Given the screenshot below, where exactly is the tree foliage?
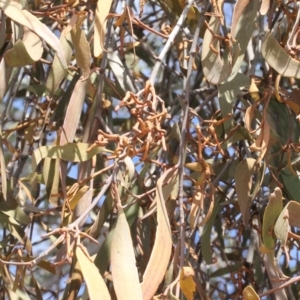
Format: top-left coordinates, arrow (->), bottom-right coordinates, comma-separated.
1,0 -> 300,299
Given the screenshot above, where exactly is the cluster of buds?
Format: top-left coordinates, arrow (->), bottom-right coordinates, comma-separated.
93,81 -> 171,161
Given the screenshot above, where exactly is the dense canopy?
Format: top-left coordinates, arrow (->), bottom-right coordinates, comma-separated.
1,0 -> 300,299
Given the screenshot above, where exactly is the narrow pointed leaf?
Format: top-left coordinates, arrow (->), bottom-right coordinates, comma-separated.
76,246 -> 111,300
141,169 -> 176,300
94,0 -> 113,57
59,79 -> 88,145
111,207 -> 143,300
70,14 -> 91,80
46,32 -> 73,95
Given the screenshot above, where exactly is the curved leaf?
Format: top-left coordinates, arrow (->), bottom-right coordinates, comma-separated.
111,207 -> 143,300
0,0 -> 67,69
45,32 -> 73,95
274,205 -> 289,248
262,187 -> 282,250
76,247 -> 111,300
179,267 -> 195,300
285,200 -> 300,227
230,0 -> 259,77
59,79 -> 88,145
262,32 -> 300,78
70,12 -> 91,80
242,286 -> 259,300
141,169 -> 175,300
235,158 -> 258,228
94,0 -> 113,57
201,17 -> 231,84
4,29 -> 43,67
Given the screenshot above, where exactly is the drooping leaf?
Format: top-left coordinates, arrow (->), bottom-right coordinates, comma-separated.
45,32 -> 73,95
249,119 -> 270,163
4,29 -> 43,66
0,57 -> 13,101
69,185 -> 89,211
230,0 -> 259,77
0,135 -> 7,200
262,32 -> 300,78
111,207 -> 143,300
0,212 -> 24,243
94,0 -> 113,57
59,79 -> 88,145
202,196 -> 220,264
70,12 -> 91,80
0,0 -> 67,69
235,158 -> 258,228
218,73 -> 251,134
141,169 -> 176,300
94,201 -> 139,274
285,200 -> 300,227
262,187 -> 282,250
108,50 -> 136,92
76,246 -> 111,300
280,168 -> 300,202
201,17 -> 231,84
274,205 -> 289,249
42,158 -> 60,206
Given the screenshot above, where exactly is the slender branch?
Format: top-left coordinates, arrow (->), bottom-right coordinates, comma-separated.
148,0 -> 196,85
176,6 -> 204,294
259,274 -> 300,297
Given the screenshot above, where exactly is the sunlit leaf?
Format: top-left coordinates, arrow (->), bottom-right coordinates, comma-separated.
76,246 -> 110,300
260,0 -> 270,15
0,0 -> 67,69
0,135 -> 7,200
179,267 -> 195,300
242,286 -> 259,300
45,32 -> 73,95
141,169 -> 176,300
32,143 -> 107,170
262,187 -> 282,251
111,206 -> 143,299
274,205 -> 289,248
286,201 -> 300,227
4,29 -> 43,66
201,17 -> 231,84
230,0 -> 259,77
262,32 -> 300,78
219,73 -> 250,134
59,79 -> 88,145
42,158 -> 60,206
68,185 -> 89,211
70,12 -> 91,80
94,0 -> 113,57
